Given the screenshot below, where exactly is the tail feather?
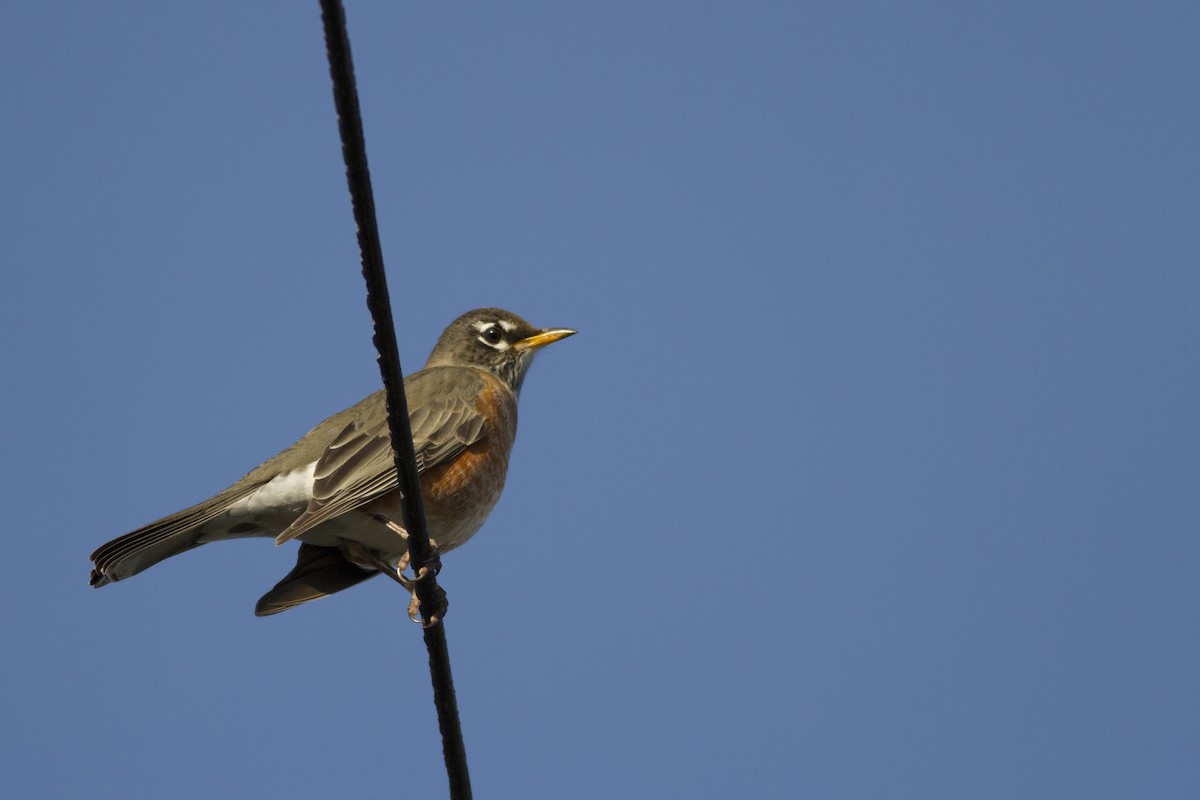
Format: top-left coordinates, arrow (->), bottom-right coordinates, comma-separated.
255,543 -> 378,616
90,484 -> 258,586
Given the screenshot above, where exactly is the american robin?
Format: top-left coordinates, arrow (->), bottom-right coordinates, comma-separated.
89,308 -> 574,616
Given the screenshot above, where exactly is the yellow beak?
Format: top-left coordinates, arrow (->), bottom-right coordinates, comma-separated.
515,327 -> 577,352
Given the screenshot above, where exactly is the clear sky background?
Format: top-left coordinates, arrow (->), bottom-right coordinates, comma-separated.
3,2 -> 1197,798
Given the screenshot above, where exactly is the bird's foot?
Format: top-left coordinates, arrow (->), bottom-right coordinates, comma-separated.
393,551 -> 412,589
350,527 -> 445,625
403,538 -> 444,625
414,538 -> 442,580
407,581 -> 448,628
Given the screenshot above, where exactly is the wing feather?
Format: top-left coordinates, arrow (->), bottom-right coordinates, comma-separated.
274,369 -> 492,544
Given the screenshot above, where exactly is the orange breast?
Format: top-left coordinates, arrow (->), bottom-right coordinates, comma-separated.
420,378 -> 517,550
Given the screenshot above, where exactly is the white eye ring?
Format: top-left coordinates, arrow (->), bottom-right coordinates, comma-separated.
473,319 -> 515,349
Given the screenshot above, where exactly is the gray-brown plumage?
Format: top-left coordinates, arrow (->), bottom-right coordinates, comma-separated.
89,308 -> 574,615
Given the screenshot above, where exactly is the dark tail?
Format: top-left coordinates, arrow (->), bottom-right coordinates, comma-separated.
255,543 -> 378,616
90,484 -> 254,587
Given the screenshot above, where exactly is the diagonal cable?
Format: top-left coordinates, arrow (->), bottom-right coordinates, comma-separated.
318,2 -> 472,797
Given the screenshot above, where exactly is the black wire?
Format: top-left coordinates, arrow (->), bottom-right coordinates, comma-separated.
318,2 -> 472,797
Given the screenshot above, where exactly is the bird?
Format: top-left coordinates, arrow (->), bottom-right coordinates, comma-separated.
89,307 -> 575,617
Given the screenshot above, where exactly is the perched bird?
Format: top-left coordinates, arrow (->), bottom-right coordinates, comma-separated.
89,308 -> 575,616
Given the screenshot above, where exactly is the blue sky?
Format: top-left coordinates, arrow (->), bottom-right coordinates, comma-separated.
3,2 -> 1198,797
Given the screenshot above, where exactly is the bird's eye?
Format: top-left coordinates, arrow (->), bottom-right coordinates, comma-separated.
481,325 -> 504,345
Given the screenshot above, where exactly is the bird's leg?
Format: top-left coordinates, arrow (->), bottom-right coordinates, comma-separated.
349,548 -> 443,625
365,514 -> 413,586
368,513 -> 445,624
346,545 -> 412,589
382,519 -> 409,540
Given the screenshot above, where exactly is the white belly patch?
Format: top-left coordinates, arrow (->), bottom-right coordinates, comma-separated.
226,462 -> 317,517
